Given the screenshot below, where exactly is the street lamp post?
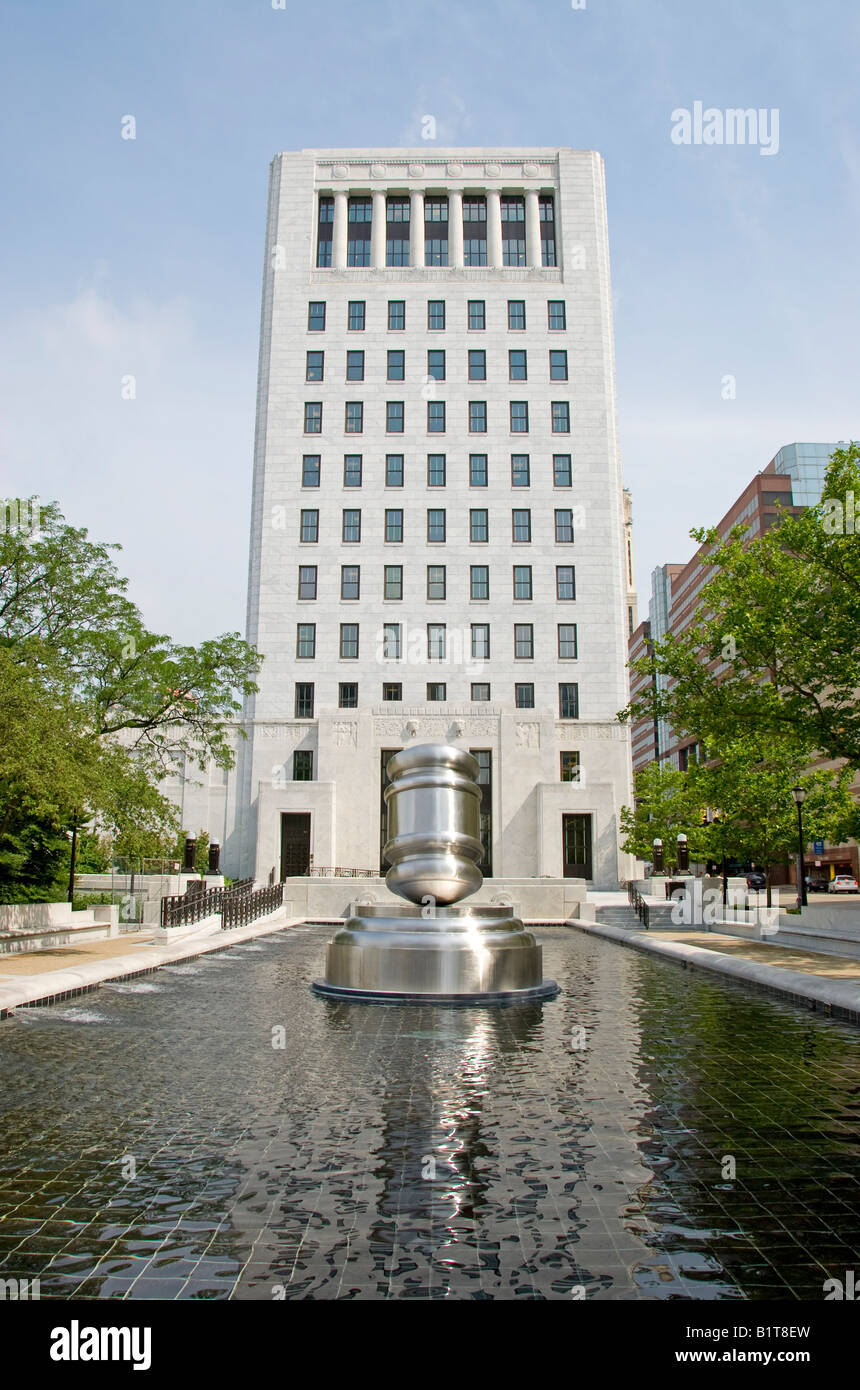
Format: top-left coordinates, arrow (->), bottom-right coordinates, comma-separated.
652,838 -> 664,874
792,784 -> 808,909
676,833 -> 689,873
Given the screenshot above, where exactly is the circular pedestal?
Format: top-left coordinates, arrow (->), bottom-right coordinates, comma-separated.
312,905 -> 559,1003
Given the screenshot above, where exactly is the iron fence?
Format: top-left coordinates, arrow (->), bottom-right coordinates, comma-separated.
221,882 -> 284,930
627,881 -> 650,929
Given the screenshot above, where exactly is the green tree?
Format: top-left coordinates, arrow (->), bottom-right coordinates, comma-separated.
691,738 -> 857,904
620,762 -> 713,871
0,502 -> 260,899
622,443 -> 860,770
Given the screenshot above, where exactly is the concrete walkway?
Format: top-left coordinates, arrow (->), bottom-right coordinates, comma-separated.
0,909 -> 299,1015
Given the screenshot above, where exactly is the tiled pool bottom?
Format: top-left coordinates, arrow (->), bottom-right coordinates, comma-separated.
0,925 -> 858,1301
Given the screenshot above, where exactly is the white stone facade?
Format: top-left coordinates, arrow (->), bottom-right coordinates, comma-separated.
186,148 -> 636,888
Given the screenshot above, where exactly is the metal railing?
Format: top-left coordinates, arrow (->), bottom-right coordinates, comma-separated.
221,882 -> 284,929
160,887 -> 224,928
627,881 -> 650,929
159,877 -> 255,928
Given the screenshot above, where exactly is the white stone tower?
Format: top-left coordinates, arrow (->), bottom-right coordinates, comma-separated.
232,147 -> 635,888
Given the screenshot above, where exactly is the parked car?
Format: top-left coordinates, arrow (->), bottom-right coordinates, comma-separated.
745,870 -> 766,890
805,876 -> 829,893
828,875 -> 859,893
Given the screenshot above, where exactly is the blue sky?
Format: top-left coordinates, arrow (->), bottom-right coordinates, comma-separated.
1,0 -> 858,643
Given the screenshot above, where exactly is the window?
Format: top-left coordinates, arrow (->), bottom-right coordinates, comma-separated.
556,565 -> 576,600
295,683 -> 314,718
471,683 -> 491,702
515,623 -> 534,659
469,401 -> 487,433
555,508 -> 574,543
539,195 -> 556,266
558,623 -> 578,659
293,750 -> 314,780
428,299 -> 446,330
468,350 -> 486,381
427,349 -> 446,381
510,401 -> 529,433
424,196 -> 448,266
463,199 -> 487,266
515,683 -> 535,709
550,350 -> 568,381
348,300 -> 365,331
387,350 -> 405,382
427,624 -> 446,661
468,300 -> 486,330
385,508 -> 403,543
512,509 -> 532,543
560,752 -> 581,783
306,350 -> 324,381
342,509 -> 361,543
470,565 -> 489,600
552,402 -> 571,433
341,565 -> 360,599
343,454 -> 363,487
383,623 -> 401,659
385,454 -> 404,487
384,565 -> 403,600
386,196 -> 410,266
300,509 -> 319,543
296,623 -> 316,659
509,350 -> 527,381
427,564 -> 446,600
304,402 -> 322,433
340,623 -> 359,659
339,682 -> 359,709
346,350 -> 365,381
501,195 -> 526,265
511,454 -> 530,487
388,300 -> 405,331
302,455 -> 321,487
387,401 -> 404,433
298,565 -> 317,600
427,453 -> 446,486
427,508 -> 446,542
383,682 -> 402,701
347,199 -> 372,266
548,300 -> 567,331
559,683 -> 579,719
470,509 -> 488,543
471,624 -> 490,660
427,401 -> 446,433
508,300 -> 526,331
308,301 -> 326,331
513,565 -> 532,600
553,454 -> 572,487
470,454 -> 488,487
427,682 -> 446,701
345,402 -> 363,434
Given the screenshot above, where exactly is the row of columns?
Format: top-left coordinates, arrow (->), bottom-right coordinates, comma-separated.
328,188 -> 546,270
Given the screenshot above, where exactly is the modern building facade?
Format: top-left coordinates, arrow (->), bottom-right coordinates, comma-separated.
184,148 -> 637,888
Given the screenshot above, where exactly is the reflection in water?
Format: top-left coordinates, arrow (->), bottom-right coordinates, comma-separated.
0,927 -> 858,1300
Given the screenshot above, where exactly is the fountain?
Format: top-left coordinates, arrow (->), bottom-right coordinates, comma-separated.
312,744 -> 559,1002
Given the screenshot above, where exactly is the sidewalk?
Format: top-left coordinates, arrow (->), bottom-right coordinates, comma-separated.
0,910 -> 299,1015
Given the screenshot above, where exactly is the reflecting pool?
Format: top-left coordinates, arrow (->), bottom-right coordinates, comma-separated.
1,925 -> 858,1299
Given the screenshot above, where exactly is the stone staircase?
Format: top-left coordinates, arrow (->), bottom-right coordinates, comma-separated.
594,902 -> 686,931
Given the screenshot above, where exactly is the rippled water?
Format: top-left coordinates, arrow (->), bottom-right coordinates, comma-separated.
1,925 -> 858,1300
